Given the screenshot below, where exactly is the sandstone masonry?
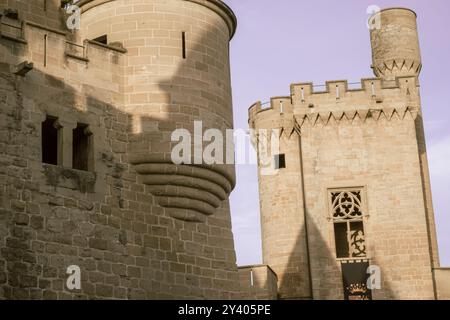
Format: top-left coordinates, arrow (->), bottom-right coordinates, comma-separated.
0,0 -> 242,299
249,8 -> 450,300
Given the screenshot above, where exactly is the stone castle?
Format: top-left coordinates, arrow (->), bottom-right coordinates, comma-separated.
0,0 -> 448,300
248,7 -> 450,300
0,0 -> 244,299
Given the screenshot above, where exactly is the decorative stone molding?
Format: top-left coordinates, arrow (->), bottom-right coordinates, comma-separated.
372,59 -> 422,78
129,154 -> 235,222
294,106 -> 419,128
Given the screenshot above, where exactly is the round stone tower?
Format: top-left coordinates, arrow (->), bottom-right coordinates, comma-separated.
370,8 -> 422,80
371,8 -> 440,271
249,99 -> 313,300
79,0 -> 237,223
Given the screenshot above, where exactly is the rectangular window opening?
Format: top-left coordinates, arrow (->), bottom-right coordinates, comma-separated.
182,32 -> 186,59
334,222 -> 349,259
4,9 -> 19,20
42,116 -> 59,165
92,35 -> 108,45
73,123 -> 92,171
274,154 -> 286,169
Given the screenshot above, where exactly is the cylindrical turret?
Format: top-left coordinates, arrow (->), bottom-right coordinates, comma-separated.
79,0 -> 237,222
370,8 -> 421,80
249,99 -> 312,300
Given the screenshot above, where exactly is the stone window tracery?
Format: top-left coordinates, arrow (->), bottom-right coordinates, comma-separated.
330,189 -> 367,259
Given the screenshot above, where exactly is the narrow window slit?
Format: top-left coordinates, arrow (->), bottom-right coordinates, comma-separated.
182,32 -> 186,59
44,34 -> 48,67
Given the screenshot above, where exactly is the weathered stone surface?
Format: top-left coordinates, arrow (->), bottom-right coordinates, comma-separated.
0,0 -> 241,300
248,8 -> 444,300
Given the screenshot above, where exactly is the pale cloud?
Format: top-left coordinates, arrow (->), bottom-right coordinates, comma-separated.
230,164 -> 263,266
429,136 -> 450,176
425,119 -> 447,133
428,136 -> 450,266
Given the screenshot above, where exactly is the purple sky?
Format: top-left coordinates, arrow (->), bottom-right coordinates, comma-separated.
226,0 -> 450,267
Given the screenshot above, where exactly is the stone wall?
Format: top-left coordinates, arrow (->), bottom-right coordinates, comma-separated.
249,7 -> 440,300
0,0 -> 243,300
0,0 -> 64,30
435,268 -> 450,300
250,98 -> 312,300
250,77 -> 437,300
79,0 -> 237,224
238,265 -> 278,300
300,107 -> 434,300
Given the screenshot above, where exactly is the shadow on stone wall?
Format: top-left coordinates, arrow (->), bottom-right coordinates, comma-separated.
278,210 -> 395,300
0,16 -> 241,299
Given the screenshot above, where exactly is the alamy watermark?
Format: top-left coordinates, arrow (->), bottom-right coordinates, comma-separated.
170,121 -> 281,175
66,265 -> 81,290
367,265 -> 382,290
367,5 -> 381,30
64,0 -> 81,31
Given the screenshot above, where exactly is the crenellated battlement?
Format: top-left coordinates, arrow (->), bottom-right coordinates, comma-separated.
249,76 -> 421,128
249,96 -> 292,115
249,6 -> 442,301
0,12 -> 127,98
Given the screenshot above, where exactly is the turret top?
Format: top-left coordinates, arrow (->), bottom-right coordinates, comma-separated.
370,7 -> 417,18
78,0 -> 237,39
369,7 -> 421,80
